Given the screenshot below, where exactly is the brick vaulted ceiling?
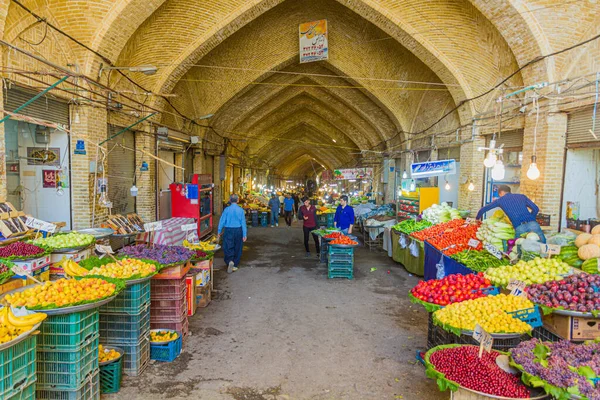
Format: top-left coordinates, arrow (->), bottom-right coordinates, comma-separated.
3,0 -> 599,176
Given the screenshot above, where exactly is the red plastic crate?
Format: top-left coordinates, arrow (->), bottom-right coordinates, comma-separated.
150,294 -> 187,322
151,317 -> 189,341
150,276 -> 186,300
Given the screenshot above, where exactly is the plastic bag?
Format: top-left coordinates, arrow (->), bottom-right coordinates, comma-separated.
436,254 -> 446,280
409,240 -> 419,258
546,231 -> 577,246
520,239 -> 543,254
399,234 -> 408,249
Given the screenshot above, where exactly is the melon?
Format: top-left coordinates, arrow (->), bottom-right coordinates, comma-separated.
589,235 -> 600,247
578,244 -> 600,261
575,233 -> 593,248
592,225 -> 600,235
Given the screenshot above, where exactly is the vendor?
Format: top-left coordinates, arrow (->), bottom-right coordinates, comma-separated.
334,195 -> 355,235
476,185 -> 546,243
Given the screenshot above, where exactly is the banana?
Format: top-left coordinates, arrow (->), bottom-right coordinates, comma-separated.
63,260 -> 88,277
7,308 -> 46,327
0,308 -> 9,326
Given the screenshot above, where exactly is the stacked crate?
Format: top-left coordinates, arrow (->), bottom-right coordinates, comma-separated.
327,246 -> 354,279
1,335 -> 37,400
150,273 -> 189,340
100,281 -> 151,377
35,309 -> 100,399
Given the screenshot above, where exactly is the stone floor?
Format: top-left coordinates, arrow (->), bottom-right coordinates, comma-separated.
109,221 -> 445,400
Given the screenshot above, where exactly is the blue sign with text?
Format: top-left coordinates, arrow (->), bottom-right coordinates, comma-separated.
410,159 -> 456,178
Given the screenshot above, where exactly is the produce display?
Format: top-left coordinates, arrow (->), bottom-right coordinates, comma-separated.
182,240 -> 217,252
150,330 -> 179,342
556,244 -> 583,268
329,236 -> 358,245
433,294 -> 534,334
582,258 -> 600,274
484,257 -> 572,287
120,244 -> 193,266
576,232 -> 600,262
511,339 -> 600,399
4,278 -> 119,309
391,219 -> 432,234
31,232 -> 95,251
311,229 -> 339,236
427,345 -> 530,398
99,344 -> 121,363
0,307 -> 46,344
63,258 -> 157,280
450,249 -> 510,272
422,203 -> 462,225
527,273 -> 600,314
324,232 -> 343,239
427,221 -> 482,256
410,219 -> 466,241
0,242 -> 47,260
410,273 -> 493,309
191,250 -> 213,261
475,212 -> 515,250
0,259 -> 14,285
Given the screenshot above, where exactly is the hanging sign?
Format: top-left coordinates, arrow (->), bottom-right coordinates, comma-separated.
95,244 -> 114,254
144,221 -> 163,232
25,217 -> 56,233
540,243 -> 561,256
333,168 -> 373,181
299,19 -> 328,64
410,159 -> 456,179
74,140 -> 86,155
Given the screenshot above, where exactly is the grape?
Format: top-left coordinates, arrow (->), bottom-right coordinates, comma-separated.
119,244 -> 193,265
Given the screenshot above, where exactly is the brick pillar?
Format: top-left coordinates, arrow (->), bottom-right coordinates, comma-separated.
135,130 -> 156,222
458,133 -> 486,215
0,87 -> 6,202
71,106 -> 108,228
213,155 -> 223,215
174,153 -> 183,182
520,112 -> 567,231
384,159 -> 396,204
193,150 -> 204,174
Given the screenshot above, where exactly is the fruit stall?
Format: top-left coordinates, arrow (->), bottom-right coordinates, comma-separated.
0,219 -> 218,399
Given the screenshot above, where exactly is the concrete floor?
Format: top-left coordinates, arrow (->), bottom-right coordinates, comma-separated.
111,222 -> 445,400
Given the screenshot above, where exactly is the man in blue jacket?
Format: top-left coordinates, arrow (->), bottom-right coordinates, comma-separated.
268,194 -> 280,227
334,195 -> 355,234
283,193 -> 295,226
217,194 -> 247,273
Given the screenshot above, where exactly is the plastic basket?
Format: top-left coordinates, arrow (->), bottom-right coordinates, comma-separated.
99,281 -> 150,315
326,214 -> 335,228
99,306 -> 150,342
328,261 -> 353,271
36,335 -> 99,390
6,378 -> 35,400
37,309 -> 99,350
328,270 -> 353,280
508,306 -> 543,328
150,333 -> 182,362
36,370 -> 99,400
150,294 -> 187,322
531,326 -> 565,343
328,246 -> 354,256
328,253 -> 353,262
151,317 -> 189,340
104,337 -> 149,377
0,335 -> 36,398
150,276 -> 186,300
99,357 -> 122,394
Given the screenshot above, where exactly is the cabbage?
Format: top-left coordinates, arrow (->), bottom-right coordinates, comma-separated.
422,203 -> 465,224
526,232 -> 540,242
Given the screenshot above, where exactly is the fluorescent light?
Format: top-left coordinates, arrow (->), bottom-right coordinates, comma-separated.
332,139 -> 337,143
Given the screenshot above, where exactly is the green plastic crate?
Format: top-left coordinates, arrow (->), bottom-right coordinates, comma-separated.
36,335 -> 99,390
327,261 -> 353,271
99,281 -> 150,315
99,305 -> 150,342
99,357 -> 122,394
326,213 -> 335,228
104,336 -> 149,377
328,270 -> 353,280
0,335 -> 36,398
36,370 -> 99,400
328,246 -> 354,256
37,310 -> 99,350
6,378 -> 35,400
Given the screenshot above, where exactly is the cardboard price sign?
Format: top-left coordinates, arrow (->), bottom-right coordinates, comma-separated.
468,238 -> 481,248
473,324 -> 494,357
484,243 -> 503,260
95,244 -> 114,254
144,221 -> 163,232
540,243 -> 561,256
25,217 -> 56,233
507,279 -> 527,297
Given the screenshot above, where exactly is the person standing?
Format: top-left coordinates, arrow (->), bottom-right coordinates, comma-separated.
292,193 -> 300,216
334,195 -> 355,234
268,194 -> 280,227
298,197 -> 320,258
283,193 -> 295,226
217,194 -> 247,273
476,185 -> 546,243
278,192 -> 285,215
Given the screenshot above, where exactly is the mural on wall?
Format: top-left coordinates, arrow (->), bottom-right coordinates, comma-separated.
42,170 -> 57,188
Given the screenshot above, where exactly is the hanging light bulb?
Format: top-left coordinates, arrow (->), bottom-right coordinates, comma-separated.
467,180 -> 475,192
527,155 -> 540,180
56,182 -> 64,196
74,111 -> 80,124
491,160 -> 505,180
402,170 -> 408,179
409,181 -> 416,191
130,185 -> 138,197
483,151 -> 497,168
444,180 -> 451,191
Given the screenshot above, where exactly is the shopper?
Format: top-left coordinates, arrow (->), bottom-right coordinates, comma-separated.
298,197 -> 320,258
283,193 -> 295,226
334,195 -> 355,234
268,194 -> 280,227
476,185 -> 546,243
278,192 -> 285,215
293,193 -> 300,216
217,194 -> 247,273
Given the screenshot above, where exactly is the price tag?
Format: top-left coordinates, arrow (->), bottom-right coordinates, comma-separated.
25,217 -> 56,233
144,221 -> 163,232
507,279 -> 527,297
473,324 -> 493,357
540,243 -> 561,256
95,244 -> 114,254
484,243 -> 503,259
181,223 -> 197,232
466,217 -> 475,224
468,238 -> 481,248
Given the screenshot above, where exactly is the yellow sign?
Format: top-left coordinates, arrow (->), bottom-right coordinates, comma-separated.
299,19 -> 328,63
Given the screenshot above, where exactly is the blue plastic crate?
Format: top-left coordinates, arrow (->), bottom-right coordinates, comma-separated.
328,261 -> 353,271
38,309 -> 99,350
104,337 -> 149,377
36,370 -> 99,400
328,270 -> 353,280
99,306 -> 150,342
328,246 -> 354,256
36,335 -> 99,390
100,281 -> 150,315
508,306 -> 543,328
0,335 -> 36,398
150,334 -> 182,362
6,378 -> 35,400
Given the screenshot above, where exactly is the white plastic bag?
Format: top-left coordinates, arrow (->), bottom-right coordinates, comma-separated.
409,240 -> 419,258
435,254 -> 446,279
399,234 -> 408,249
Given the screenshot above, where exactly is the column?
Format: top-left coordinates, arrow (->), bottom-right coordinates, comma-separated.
213,155 -> 223,215
457,132 -> 485,215
174,153 -> 184,182
135,130 -> 156,222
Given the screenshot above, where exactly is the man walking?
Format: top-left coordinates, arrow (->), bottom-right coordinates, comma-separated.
217,194 -> 247,273
334,195 -> 355,234
283,193 -> 295,226
298,197 -> 320,258
269,194 -> 280,227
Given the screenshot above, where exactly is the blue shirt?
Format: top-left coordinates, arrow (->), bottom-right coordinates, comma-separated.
218,203 -> 247,237
476,193 -> 539,227
334,205 -> 355,230
268,198 -> 280,211
283,198 -> 295,211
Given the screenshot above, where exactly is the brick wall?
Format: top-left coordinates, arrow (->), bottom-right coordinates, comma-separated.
135,129 -> 157,222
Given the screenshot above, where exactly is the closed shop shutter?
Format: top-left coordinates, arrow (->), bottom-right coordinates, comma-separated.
485,129 -> 523,150
566,107 -> 600,147
5,87 -> 69,126
106,125 -> 135,214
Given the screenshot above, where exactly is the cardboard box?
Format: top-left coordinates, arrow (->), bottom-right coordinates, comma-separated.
195,285 -> 211,308
0,278 -> 25,295
50,248 -> 91,279
153,262 -> 191,280
186,274 -> 197,316
14,265 -> 50,287
12,255 -> 51,274
195,269 -> 210,287
543,313 -> 600,341
192,258 -> 213,271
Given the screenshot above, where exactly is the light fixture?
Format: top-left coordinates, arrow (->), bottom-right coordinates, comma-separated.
491,160 -> 505,180
402,171 -> 408,179
99,65 -> 158,77
348,179 -> 356,182
130,185 -> 138,197
332,139 -> 337,143
74,111 -> 80,124
527,155 -> 540,180
444,180 -> 451,191
483,152 -> 497,168
467,180 -> 475,191
409,181 -> 416,191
